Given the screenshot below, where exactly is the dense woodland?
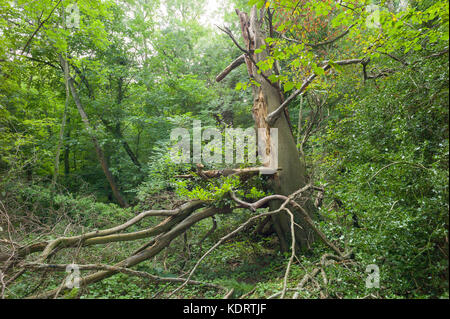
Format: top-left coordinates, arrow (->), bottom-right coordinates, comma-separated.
0,0 -> 448,299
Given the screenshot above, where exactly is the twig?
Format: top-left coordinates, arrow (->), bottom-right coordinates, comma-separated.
21,0 -> 63,55
239,287 -> 256,299
217,25 -> 281,91
280,207 -> 296,298
281,24 -> 355,48
368,161 -> 428,182
266,59 -> 363,125
198,216 -> 217,255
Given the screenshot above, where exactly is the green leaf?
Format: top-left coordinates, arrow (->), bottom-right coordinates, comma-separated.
284,81 -> 295,92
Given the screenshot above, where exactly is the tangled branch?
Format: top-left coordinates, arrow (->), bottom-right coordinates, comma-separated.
2,183 -> 348,299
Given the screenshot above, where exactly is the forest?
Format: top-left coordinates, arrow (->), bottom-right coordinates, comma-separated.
0,0 -> 448,300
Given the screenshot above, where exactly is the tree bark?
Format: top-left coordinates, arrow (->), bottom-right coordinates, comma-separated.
235,7 -> 315,251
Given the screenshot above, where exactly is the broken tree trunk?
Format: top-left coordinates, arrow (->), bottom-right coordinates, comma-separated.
220,7 -> 315,251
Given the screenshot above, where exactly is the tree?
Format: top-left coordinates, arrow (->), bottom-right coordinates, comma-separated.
217,6 -> 316,251
1,0 -> 447,299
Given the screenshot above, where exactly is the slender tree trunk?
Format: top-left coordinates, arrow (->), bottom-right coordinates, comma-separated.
121,136 -> 141,168
64,117 -> 70,176
297,94 -> 303,148
51,54 -> 69,189
61,57 -> 128,207
99,76 -> 142,169
135,127 -> 142,159
236,7 -> 315,251
101,119 -> 142,168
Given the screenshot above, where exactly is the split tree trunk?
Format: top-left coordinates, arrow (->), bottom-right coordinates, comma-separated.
235,7 -> 315,251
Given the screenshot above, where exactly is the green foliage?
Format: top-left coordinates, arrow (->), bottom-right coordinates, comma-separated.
309,55 -> 449,297
1,0 -> 448,299
176,175 -> 241,201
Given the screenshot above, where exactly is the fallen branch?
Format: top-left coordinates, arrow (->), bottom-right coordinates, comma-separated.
167,206 -> 286,298
223,288 -> 234,299
169,185 -> 346,298
0,201 -> 206,263
23,263 -> 226,291
232,184 -> 347,258
28,206 -> 219,298
4,184 -> 346,299
280,207 -> 296,298
198,216 -> 217,255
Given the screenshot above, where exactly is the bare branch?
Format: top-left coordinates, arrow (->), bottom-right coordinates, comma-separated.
368,161 -> 428,182
28,206 -> 219,298
217,24 -> 281,91
169,184 -> 343,297
223,288 -> 234,299
21,0 -> 63,55
1,201 -> 206,262
266,59 -> 363,126
216,25 -> 249,54
280,207 -> 296,298
281,24 -> 355,48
